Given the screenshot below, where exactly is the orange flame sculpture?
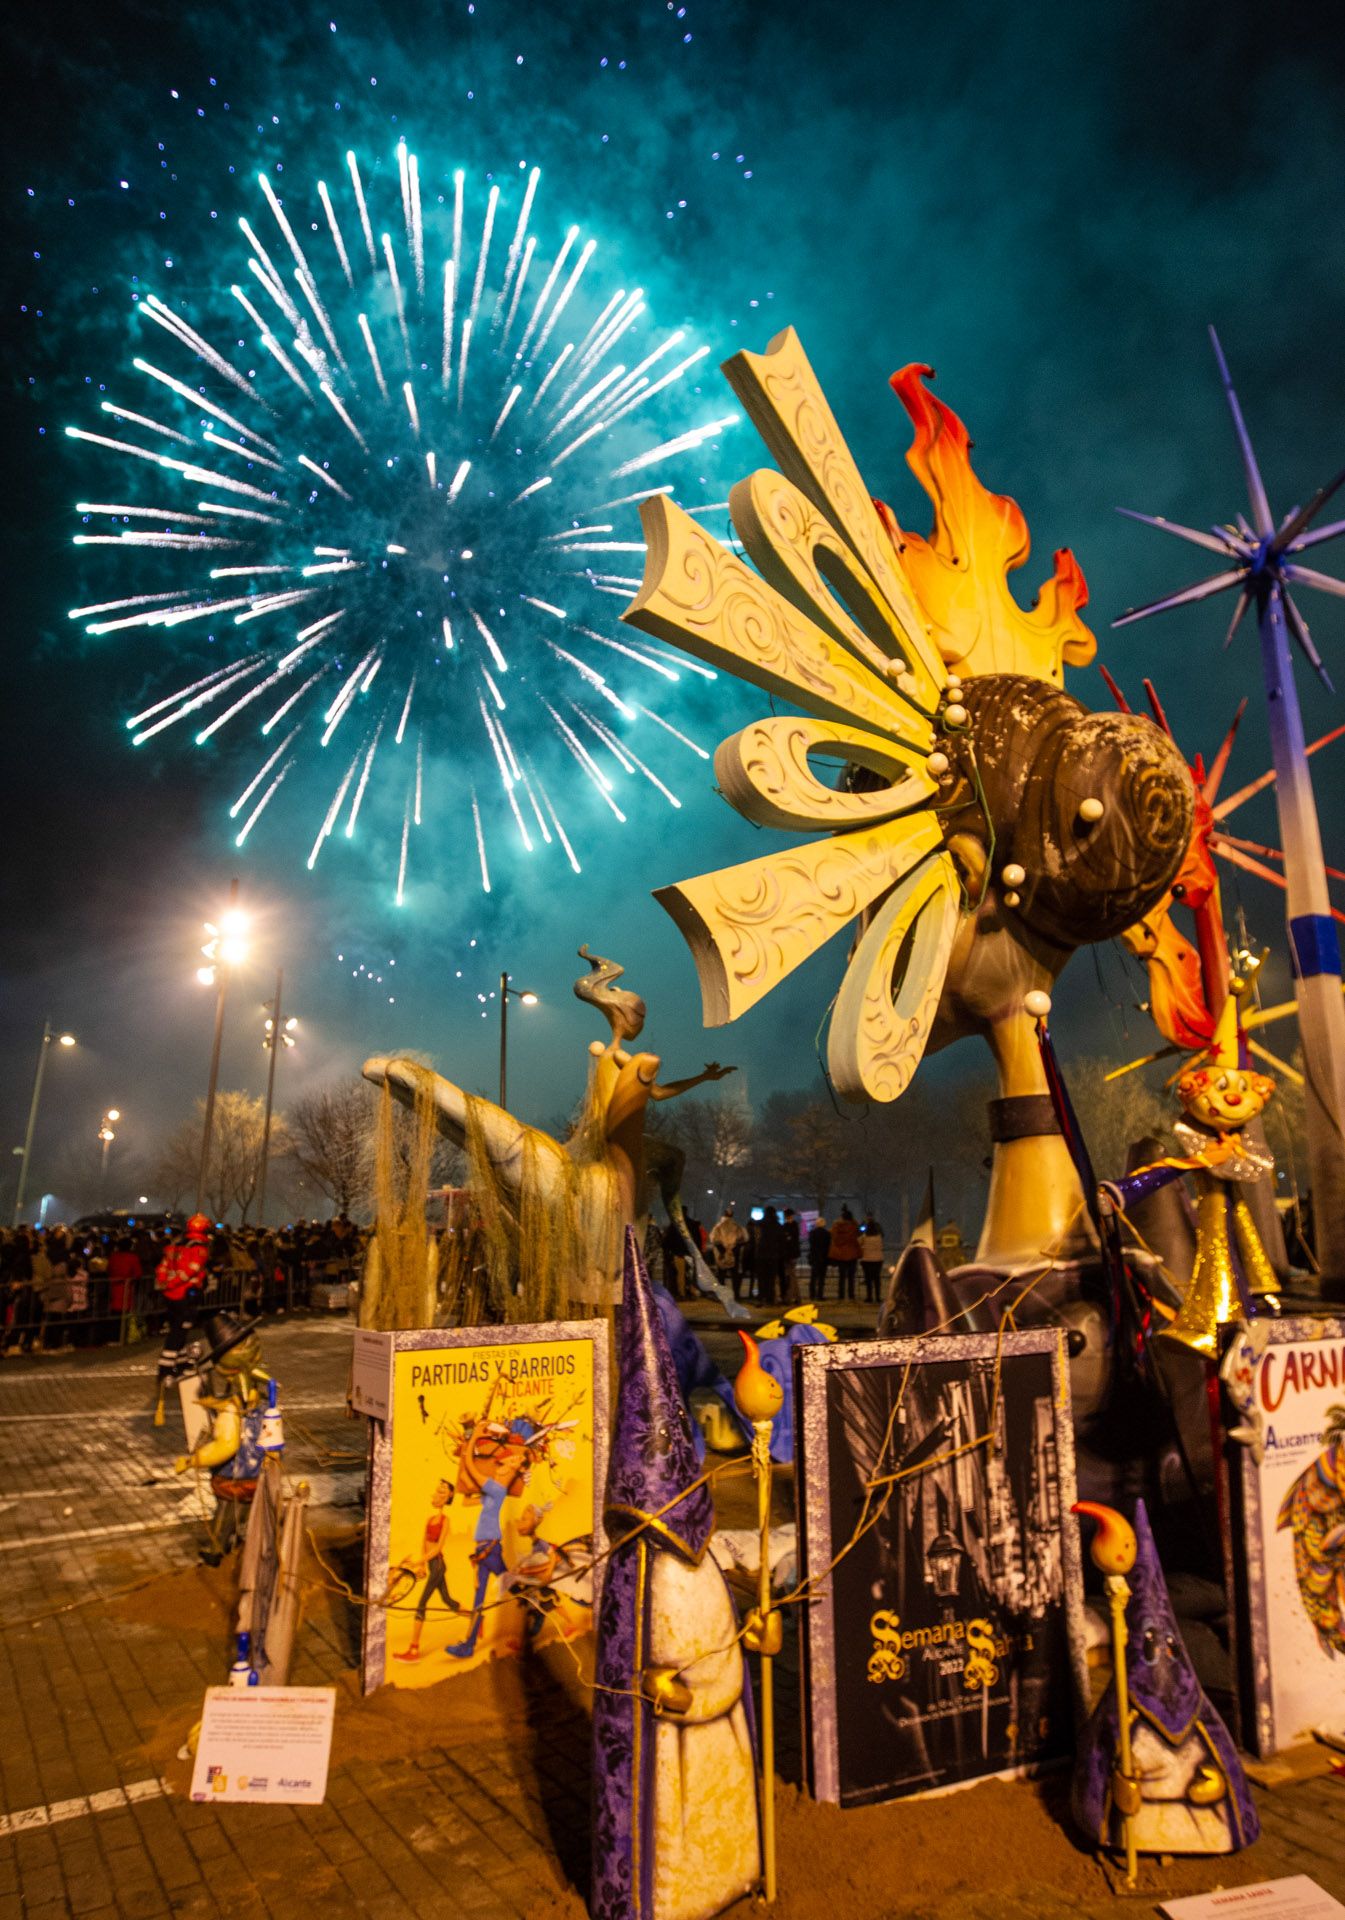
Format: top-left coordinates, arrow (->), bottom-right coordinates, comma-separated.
878,365 -> 1095,687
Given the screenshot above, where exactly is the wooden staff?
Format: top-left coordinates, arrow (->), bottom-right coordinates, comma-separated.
734,1331 -> 785,1904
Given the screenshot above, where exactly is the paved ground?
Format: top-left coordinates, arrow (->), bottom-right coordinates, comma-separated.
0,1312 -> 1341,1920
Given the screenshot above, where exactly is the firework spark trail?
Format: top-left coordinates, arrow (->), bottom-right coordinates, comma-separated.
307,742 -> 364,869
472,790 -> 491,894
230,728 -> 298,817
396,800 -> 410,905
637,705 -> 710,758
235,756 -> 294,845
68,143 -> 736,896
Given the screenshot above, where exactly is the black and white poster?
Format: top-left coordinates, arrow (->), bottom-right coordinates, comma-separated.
796,1329 -> 1087,1807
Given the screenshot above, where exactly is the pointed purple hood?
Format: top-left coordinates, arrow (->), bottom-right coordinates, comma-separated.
1126,1497 -> 1202,1733
605,1226 -> 715,1561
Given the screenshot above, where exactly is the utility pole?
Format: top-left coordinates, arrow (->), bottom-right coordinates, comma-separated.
258,968 -> 285,1225
13,1021 -> 76,1228
196,877 -> 245,1217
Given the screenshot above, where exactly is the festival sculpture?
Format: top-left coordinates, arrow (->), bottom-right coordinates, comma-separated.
364,947 -> 742,1319
1100,996 -> 1280,1356
620,327 -> 1194,1275
1073,1500 -> 1258,1863
172,1310 -> 282,1560
591,1229 -> 761,1920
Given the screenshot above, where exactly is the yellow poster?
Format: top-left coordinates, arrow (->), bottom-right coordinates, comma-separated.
381,1333 -> 598,1685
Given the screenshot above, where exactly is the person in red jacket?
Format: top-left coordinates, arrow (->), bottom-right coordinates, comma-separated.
828,1206 -> 861,1301
154,1214 -> 211,1423
107,1237 -> 141,1318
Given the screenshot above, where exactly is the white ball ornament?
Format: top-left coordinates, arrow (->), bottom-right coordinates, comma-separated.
1079,796 -> 1105,823
927,751 -> 950,777
944,702 -> 968,728
1002,862 -> 1026,888
1024,989 -> 1053,1019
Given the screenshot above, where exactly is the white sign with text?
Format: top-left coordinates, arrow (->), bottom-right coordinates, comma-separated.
1162,1878 -> 1345,1920
190,1687 -> 336,1805
349,1327 -> 393,1421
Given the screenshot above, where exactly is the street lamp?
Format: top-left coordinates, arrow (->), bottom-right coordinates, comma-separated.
98,1109 -> 120,1206
13,1022 -> 77,1228
196,878 -> 248,1213
498,971 -> 539,1109
257,969 -> 298,1225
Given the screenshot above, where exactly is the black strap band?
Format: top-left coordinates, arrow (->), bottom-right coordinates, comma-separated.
988,1094 -> 1062,1143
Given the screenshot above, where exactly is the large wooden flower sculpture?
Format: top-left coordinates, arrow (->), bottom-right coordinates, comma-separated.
625,329 -> 1192,1267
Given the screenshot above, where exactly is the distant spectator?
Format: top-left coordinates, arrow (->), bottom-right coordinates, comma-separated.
829,1207 -> 860,1301
709,1205 -> 749,1298
781,1209 -> 802,1305
808,1216 -> 830,1300
860,1217 -> 885,1304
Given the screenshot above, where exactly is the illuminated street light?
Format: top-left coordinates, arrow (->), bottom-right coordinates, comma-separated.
498,971 -> 540,1109
13,1021 -> 76,1228
98,1107 -> 120,1206
257,970 -> 297,1225
197,878 -> 247,1212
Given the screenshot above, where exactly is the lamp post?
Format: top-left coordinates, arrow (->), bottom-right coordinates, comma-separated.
98,1109 -> 121,1207
498,971 -> 539,1109
258,970 -> 297,1225
196,878 -> 248,1215
12,1023 -> 76,1228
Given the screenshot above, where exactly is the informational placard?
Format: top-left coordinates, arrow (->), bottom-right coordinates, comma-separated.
189,1687 -> 335,1804
796,1329 -> 1086,1807
1161,1877 -> 1345,1919
362,1321 -> 609,1692
1228,1314 -> 1345,1756
349,1328 -> 394,1421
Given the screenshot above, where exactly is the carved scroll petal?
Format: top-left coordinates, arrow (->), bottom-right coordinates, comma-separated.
828,853 -> 961,1102
654,814 -> 943,1027
721,327 -> 938,671
729,466 -> 944,716
714,716 -> 936,832
626,495 -> 921,739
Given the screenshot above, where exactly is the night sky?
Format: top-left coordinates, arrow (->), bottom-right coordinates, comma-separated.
4,0 -> 1344,1216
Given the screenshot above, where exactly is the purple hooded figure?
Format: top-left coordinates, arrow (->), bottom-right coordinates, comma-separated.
591,1229 -> 761,1920
1073,1499 -> 1258,1855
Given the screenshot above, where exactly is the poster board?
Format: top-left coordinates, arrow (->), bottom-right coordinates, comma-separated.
796,1328 -> 1086,1807
362,1321 -> 609,1692
190,1687 -> 336,1804
1228,1313 -> 1345,1756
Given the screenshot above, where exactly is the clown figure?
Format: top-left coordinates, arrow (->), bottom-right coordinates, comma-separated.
1101,996 -> 1279,1356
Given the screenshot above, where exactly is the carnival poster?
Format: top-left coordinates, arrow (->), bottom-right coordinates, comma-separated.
796,1330 -> 1087,1807
1229,1314 -> 1345,1756
362,1321 -> 609,1692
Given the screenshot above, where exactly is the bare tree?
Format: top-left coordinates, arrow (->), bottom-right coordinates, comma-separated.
289,1081 -> 374,1217
149,1119 -> 203,1212
148,1093 -> 274,1222
209,1090 -> 275,1223
647,1083 -> 756,1213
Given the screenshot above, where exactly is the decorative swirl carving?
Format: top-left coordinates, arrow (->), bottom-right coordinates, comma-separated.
715,717 -> 934,832
728,465 -> 943,715
654,815 -> 942,1026
828,855 -> 960,1101
628,495 -> 920,740
723,328 -> 937,666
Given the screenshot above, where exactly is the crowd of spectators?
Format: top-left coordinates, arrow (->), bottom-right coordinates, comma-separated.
0,1215 -> 368,1353
665,1202 -> 889,1310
